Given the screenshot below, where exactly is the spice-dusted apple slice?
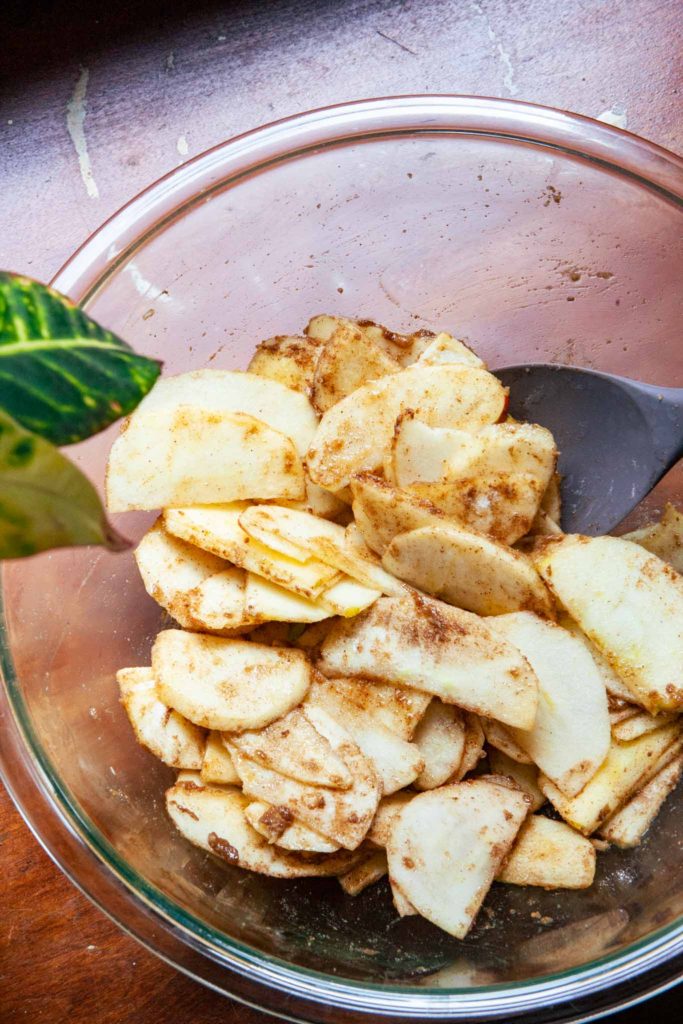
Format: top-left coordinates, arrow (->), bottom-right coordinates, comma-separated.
318,594 -> 539,729
481,718 -> 533,764
383,523 -> 554,618
131,368 -> 319,456
367,792 -> 414,847
306,364 -> 507,491
239,505 -> 404,596
134,521 -> 227,628
201,731 -> 241,786
315,576 -> 382,617
558,611 -> 638,704
386,778 -> 529,938
311,676 -> 430,740
186,566 -> 253,632
244,574 -> 332,624
338,849 -> 388,895
228,707 -> 353,789
166,775 -> 358,877
533,534 -> 683,714
539,724 -> 682,834
305,314 -> 435,366
412,700 -> 466,791
488,749 -> 545,811
306,678 -> 424,795
247,334 -> 325,394
350,472 -> 451,556
107,408 -> 305,511
453,713 -> 486,780
227,707 -> 381,849
611,709 -> 676,743
311,320 -> 400,413
623,503 -> 683,574
490,612 -> 610,797
152,630 -> 311,732
117,667 -> 205,769
244,800 -> 340,853
164,505 -> 340,600
497,815 -> 595,889
415,334 -> 484,368
598,752 -> 683,848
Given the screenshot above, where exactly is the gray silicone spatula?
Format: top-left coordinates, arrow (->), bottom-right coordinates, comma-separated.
495,364 -> 683,535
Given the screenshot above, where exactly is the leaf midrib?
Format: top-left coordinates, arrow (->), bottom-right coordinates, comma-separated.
0,337 -> 127,356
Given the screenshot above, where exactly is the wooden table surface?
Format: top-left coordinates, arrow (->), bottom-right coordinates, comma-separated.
1,1 -> 681,1021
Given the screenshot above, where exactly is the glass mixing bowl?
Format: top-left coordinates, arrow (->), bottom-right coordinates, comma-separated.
2,97 -> 682,1023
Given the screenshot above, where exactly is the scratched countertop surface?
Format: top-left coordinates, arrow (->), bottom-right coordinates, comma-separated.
1,1 -> 682,1021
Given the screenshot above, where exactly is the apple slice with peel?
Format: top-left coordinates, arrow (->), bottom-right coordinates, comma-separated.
134,521 -> 227,629
311,320 -> 400,413
383,523 -> 554,618
166,775 -> 359,876
533,534 -> 683,714
488,749 -> 545,811
201,731 -> 241,786
107,407 -> 305,511
306,678 -> 424,794
132,368 -> 318,456
598,752 -> 683,847
227,707 -> 381,849
497,815 -> 595,889
306,364 -> 508,491
490,612 -> 610,797
239,505 -> 405,596
539,724 -> 682,834
244,800 -> 340,853
152,630 -> 311,732
228,707 -> 353,789
386,777 -> 529,938
164,505 -> 340,600
318,594 -> 539,729
117,667 -> 205,769
412,700 -> 466,791
350,473 -> 451,556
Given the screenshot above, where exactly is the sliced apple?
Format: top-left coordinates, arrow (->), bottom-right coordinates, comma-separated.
134,521 -> 227,629
316,577 -> 382,617
152,630 -> 311,732
228,707 -> 353,789
388,417 -> 486,486
412,700 -> 466,790
455,713 -> 487,780
133,368 -> 318,456
415,333 -> 484,368
490,612 -> 610,797
558,612 -> 639,705
239,505 -> 405,597
244,800 -> 340,853
164,505 -> 340,600
386,778 -> 529,938
539,724 -> 682,834
247,334 -> 325,394
201,731 -> 241,786
391,881 -> 418,917
497,815 -> 595,889
107,408 -> 305,512
350,472 -> 450,556
382,523 -> 555,618
280,478 -> 349,521
117,667 -> 205,769
313,676 -> 431,740
311,320 -> 400,413
623,503 -> 683,574
186,566 -> 252,632
306,364 -> 508,491
228,707 -> 381,849
611,709 -> 676,743
306,678 -> 424,794
481,718 -> 533,764
339,848 -> 388,895
367,792 -> 414,847
244,574 -> 331,623
318,594 -> 539,729
166,776 -> 358,876
533,535 -> 683,713
488,749 -> 545,811
305,314 -> 435,367
598,752 -> 683,847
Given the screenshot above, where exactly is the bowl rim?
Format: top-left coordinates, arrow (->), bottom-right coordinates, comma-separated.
2,94 -> 682,1020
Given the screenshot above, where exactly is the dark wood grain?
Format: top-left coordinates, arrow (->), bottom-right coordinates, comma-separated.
1,0 -> 681,1020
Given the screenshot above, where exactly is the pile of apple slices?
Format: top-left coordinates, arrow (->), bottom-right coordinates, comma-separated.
107,315 -> 683,941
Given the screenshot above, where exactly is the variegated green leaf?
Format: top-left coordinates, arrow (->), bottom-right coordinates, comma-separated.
0,409 -> 127,558
0,272 -> 161,446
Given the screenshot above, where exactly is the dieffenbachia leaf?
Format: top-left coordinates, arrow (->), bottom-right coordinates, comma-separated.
0,273 -> 161,446
0,409 -> 127,558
